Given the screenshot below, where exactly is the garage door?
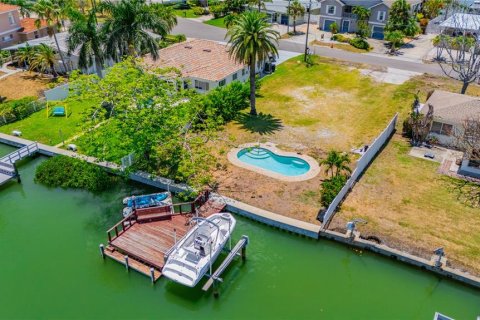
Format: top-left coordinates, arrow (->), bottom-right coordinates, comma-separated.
372,26 -> 384,39
323,19 -> 336,31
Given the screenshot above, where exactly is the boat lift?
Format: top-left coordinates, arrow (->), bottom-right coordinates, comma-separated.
202,235 -> 249,297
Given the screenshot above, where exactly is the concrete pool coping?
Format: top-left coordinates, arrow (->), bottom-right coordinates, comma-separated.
227,142 -> 320,182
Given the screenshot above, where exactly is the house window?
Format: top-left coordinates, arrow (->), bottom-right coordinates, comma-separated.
194,80 -> 209,91
377,11 -> 386,22
233,73 -> 238,80
344,5 -> 352,13
219,79 -> 226,87
2,34 -> 13,42
8,12 -> 15,25
431,121 -> 453,136
327,5 -> 336,15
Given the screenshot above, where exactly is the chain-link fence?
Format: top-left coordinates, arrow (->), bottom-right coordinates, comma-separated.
0,98 -> 47,126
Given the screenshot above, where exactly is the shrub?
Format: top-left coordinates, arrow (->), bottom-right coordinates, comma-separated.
331,34 -> 349,43
192,6 -> 209,15
321,174 -> 347,207
202,81 -> 249,123
349,37 -> 371,50
35,155 -> 117,192
0,96 -> 42,123
329,21 -> 338,34
210,4 -> 226,18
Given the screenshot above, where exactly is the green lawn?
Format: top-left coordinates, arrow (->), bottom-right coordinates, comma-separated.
174,9 -> 200,18
0,99 -> 99,146
204,16 -> 226,28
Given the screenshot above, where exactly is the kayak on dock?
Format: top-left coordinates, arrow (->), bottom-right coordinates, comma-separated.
122,192 -> 172,217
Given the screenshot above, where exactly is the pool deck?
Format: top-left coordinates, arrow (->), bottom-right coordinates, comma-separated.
227,142 -> 320,182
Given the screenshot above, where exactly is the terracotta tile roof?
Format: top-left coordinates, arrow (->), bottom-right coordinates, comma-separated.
143,39 -> 246,82
0,2 -> 18,13
19,18 -> 47,33
423,90 -> 480,125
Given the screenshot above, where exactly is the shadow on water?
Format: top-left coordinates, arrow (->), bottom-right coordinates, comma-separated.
235,113 -> 283,135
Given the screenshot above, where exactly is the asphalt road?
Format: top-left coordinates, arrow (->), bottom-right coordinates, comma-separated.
172,18 -> 445,76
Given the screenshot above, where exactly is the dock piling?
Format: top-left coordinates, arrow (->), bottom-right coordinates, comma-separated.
13,162 -> 20,183
174,228 -> 177,244
125,255 -> 129,271
99,244 -> 105,259
150,268 -> 155,283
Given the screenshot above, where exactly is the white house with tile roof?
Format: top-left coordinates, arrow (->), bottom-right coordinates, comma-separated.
143,39 -> 260,93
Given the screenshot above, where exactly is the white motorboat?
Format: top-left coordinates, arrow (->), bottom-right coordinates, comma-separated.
162,213 -> 236,287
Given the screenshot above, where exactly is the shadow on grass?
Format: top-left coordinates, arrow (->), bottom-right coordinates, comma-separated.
235,112 -> 283,135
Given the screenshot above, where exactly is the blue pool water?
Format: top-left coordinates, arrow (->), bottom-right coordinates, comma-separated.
237,147 -> 310,176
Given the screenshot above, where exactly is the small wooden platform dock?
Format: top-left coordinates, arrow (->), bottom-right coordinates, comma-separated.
100,191 -> 227,282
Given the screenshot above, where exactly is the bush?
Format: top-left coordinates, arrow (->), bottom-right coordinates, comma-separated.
202,81 -> 249,123
210,4 -> 226,18
331,34 -> 349,43
158,34 -> 187,48
329,21 -> 338,34
349,37 -> 370,50
35,155 -> 117,192
321,174 -> 347,207
192,6 -> 209,15
0,96 -> 42,124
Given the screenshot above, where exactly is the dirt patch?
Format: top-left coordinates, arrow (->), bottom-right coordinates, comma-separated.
0,72 -> 52,100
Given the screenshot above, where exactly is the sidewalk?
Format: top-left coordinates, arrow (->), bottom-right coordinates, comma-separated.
0,62 -> 21,80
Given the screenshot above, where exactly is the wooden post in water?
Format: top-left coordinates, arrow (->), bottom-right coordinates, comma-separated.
150,268 -> 155,283
99,244 -> 105,259
125,255 -> 129,271
13,162 -> 20,183
213,280 -> 219,298
241,245 -> 246,262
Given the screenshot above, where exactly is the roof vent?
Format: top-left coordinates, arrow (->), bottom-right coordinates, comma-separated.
185,45 -> 193,49
203,49 -> 211,52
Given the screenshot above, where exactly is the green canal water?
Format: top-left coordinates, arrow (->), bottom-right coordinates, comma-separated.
0,144 -> 479,319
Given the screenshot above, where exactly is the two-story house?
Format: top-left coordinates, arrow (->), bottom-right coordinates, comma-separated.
318,0 -> 423,39
0,2 -> 49,49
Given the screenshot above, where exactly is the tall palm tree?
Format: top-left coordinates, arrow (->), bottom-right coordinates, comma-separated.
33,0 -> 69,73
320,150 -> 352,177
67,10 -> 104,77
248,0 -> 269,11
100,0 -> 173,61
352,6 -> 370,38
29,44 -> 58,77
227,11 -> 279,116
287,0 -> 305,34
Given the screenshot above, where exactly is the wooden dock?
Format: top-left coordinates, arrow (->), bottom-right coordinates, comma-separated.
101,191 -> 227,282
0,142 -> 38,186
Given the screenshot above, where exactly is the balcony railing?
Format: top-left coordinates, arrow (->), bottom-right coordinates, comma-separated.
342,12 -> 358,19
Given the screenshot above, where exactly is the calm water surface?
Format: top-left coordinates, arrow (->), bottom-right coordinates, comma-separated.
0,144 -> 478,319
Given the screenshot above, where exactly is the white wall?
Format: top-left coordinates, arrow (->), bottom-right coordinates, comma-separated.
322,113 -> 398,227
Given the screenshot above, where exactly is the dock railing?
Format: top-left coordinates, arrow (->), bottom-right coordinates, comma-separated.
0,142 -> 39,164
107,214 -> 136,242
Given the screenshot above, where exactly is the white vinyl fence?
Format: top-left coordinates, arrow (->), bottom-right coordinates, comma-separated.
322,113 -> 398,227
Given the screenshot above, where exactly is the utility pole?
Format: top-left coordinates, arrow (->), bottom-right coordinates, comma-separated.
304,0 -> 312,62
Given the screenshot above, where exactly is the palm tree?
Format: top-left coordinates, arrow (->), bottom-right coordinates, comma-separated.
100,0 -> 173,61
67,10 -> 104,77
29,44 -> 58,77
15,44 -> 36,69
287,0 -> 305,34
33,0 -> 69,73
227,11 -> 279,116
6,0 -> 33,18
248,0 -> 269,11
352,6 -> 370,38
320,150 -> 352,177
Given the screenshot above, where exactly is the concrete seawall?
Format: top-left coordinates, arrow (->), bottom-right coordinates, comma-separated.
1,133 -> 480,289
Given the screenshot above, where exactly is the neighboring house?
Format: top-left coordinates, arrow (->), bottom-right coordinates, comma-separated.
422,90 -> 479,146
261,0 -> 321,26
0,2 -> 49,49
143,39 -> 256,93
4,31 -> 106,74
318,0 -> 423,39
421,90 -> 480,178
440,13 -> 480,36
